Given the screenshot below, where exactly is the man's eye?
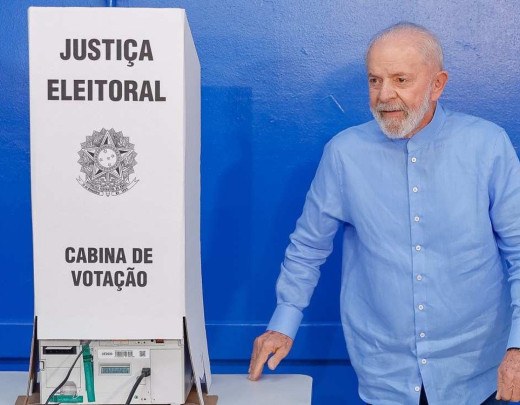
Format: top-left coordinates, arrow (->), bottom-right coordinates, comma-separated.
369,78 -> 378,84
397,77 -> 407,83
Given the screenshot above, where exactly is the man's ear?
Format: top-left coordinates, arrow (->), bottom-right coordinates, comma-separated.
431,70 -> 449,101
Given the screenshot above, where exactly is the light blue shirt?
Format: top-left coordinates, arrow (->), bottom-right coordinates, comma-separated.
268,104 -> 520,404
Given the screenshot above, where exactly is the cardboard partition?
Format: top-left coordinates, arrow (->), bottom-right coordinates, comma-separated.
29,6 -> 211,402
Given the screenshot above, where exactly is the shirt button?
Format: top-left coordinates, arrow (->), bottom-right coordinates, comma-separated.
421,359 -> 427,365
412,186 -> 419,193
418,304 -> 424,311
415,245 -> 422,251
415,386 -> 421,392
419,332 -> 426,338
411,157 -> 417,163
416,274 -> 423,281
414,216 -> 420,222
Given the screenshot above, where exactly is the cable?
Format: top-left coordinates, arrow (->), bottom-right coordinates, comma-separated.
44,347 -> 84,404
125,367 -> 151,405
82,344 -> 96,402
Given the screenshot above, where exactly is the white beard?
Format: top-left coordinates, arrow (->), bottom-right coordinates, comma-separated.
371,85 -> 432,139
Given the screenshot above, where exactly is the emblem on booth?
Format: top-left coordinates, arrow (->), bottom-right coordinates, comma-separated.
77,128 -> 138,196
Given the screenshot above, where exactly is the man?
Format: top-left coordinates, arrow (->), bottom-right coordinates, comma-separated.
248,23 -> 520,404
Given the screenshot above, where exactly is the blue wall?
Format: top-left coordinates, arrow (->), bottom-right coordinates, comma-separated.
1,1 -> 519,403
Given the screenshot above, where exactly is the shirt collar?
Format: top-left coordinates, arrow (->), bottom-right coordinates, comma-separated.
406,102 -> 446,152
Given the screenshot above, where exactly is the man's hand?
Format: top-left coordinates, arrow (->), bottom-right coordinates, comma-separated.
496,349 -> 520,401
248,330 -> 293,381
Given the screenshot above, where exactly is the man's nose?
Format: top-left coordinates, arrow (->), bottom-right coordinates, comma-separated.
378,81 -> 397,103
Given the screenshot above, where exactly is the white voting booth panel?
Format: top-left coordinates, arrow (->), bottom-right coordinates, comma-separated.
29,7 -> 210,404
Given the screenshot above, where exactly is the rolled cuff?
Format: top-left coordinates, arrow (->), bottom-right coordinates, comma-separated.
267,304 -> 304,340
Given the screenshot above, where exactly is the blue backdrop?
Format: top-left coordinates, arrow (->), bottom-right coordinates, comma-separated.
1,1 -> 519,403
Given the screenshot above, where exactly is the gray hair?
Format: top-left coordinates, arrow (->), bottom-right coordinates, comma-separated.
366,22 -> 444,70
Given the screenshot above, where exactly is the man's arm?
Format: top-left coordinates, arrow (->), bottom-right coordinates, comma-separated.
486,130 -> 520,401
248,139 -> 346,380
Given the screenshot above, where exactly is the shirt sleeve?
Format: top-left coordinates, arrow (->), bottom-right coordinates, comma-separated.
487,130 -> 520,349
267,139 -> 346,339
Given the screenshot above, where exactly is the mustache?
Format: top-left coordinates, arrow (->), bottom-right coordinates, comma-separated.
375,102 -> 408,113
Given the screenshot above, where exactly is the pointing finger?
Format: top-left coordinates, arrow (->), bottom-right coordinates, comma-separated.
248,336 -> 265,375
249,344 -> 273,381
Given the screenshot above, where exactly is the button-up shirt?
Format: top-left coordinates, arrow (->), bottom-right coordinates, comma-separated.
268,104 -> 520,404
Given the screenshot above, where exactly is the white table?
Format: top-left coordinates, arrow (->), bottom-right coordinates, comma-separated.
0,372 -> 312,405
210,374 -> 312,404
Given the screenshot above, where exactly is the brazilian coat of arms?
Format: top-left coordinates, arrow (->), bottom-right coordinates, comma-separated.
77,128 -> 138,196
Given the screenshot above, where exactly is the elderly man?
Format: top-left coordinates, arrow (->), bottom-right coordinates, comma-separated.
248,23 -> 520,404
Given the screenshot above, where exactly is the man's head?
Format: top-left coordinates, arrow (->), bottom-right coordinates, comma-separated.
366,23 -> 448,139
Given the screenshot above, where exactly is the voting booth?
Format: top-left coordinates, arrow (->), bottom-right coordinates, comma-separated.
28,7 -> 211,404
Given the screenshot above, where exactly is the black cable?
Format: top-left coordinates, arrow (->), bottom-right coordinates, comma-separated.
125,367 -> 151,405
44,347 -> 85,404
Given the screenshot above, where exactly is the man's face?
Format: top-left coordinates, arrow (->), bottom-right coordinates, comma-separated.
367,37 -> 438,139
